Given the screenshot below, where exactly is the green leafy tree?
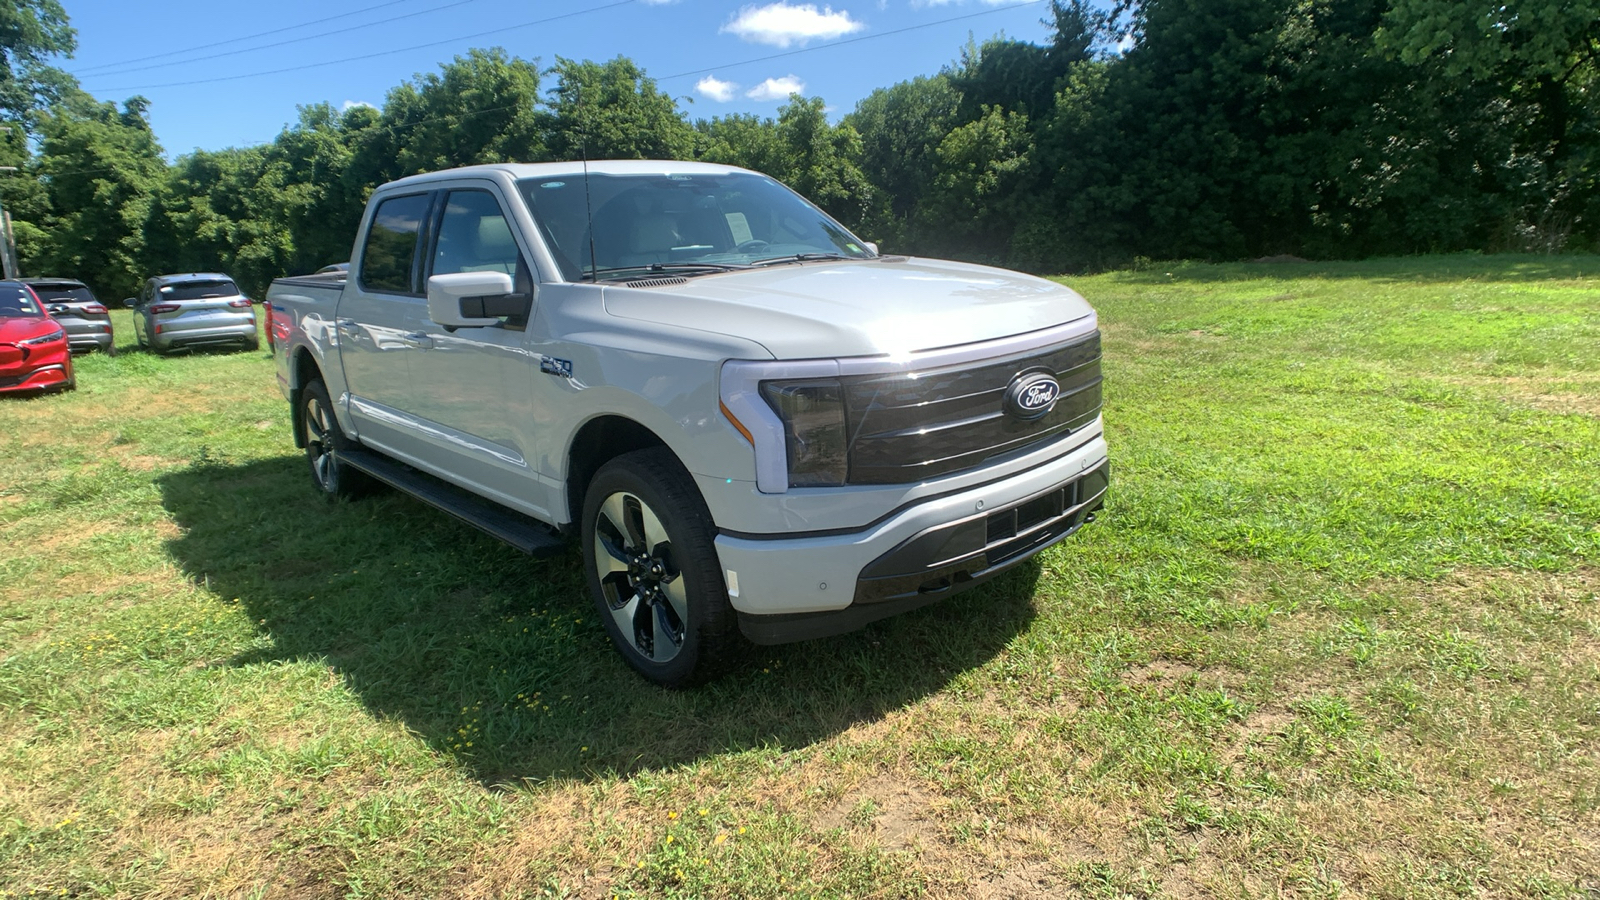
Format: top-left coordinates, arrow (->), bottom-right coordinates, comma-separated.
545,56 -> 693,160
844,75 -> 959,246
385,48 -> 546,175
766,96 -> 871,229
34,94 -> 165,299
920,105 -> 1036,263
0,0 -> 75,128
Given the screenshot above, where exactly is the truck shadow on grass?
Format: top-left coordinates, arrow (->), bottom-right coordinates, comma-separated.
157,456 -> 1039,784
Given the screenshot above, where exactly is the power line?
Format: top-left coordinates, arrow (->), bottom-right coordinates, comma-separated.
73,0 -> 434,75
656,0 -> 1047,82
85,0 -> 639,92
76,0 -> 483,79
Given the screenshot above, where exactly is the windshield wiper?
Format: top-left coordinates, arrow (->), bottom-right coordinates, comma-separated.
580,262 -> 752,282
749,252 -> 855,268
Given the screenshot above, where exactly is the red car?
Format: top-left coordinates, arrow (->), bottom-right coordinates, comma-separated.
0,280 -> 74,394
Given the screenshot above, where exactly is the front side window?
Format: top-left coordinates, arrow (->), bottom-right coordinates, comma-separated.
519,172 -> 873,282
432,190 -> 527,281
361,193 -> 431,294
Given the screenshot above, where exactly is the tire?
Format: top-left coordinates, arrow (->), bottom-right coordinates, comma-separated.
582,448 -> 739,687
106,340 -> 118,357
243,331 -> 260,352
298,379 -> 373,500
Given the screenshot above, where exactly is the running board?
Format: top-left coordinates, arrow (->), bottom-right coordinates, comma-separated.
337,448 -> 567,556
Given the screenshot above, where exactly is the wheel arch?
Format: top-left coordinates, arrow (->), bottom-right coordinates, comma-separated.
289,347 -> 324,449
564,415 -> 674,527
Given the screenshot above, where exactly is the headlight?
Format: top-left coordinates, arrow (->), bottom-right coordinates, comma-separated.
19,328 -> 64,346
760,378 -> 848,487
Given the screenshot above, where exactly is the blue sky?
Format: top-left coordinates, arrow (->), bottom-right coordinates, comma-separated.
62,0 -> 1057,158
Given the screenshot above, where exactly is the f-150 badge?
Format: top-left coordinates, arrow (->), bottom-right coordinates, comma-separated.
540,356 -> 573,378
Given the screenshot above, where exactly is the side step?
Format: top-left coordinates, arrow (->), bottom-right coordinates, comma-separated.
337,448 -> 567,557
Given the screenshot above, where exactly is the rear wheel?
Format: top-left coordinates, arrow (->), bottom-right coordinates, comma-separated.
582,448 -> 738,687
298,379 -> 372,499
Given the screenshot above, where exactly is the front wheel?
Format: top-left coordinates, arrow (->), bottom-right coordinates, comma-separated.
582,448 -> 738,687
298,379 -> 372,499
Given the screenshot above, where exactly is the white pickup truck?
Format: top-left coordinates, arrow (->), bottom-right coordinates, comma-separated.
268,160 -> 1108,685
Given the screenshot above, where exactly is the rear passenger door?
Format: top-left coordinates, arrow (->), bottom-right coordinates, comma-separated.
336,191 -> 437,460
405,183 -> 549,517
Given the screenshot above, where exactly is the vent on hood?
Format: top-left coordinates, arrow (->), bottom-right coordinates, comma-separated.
623,276 -> 690,289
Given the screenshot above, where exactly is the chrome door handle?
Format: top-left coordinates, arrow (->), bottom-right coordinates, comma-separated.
401,332 -> 433,349
336,318 -> 359,334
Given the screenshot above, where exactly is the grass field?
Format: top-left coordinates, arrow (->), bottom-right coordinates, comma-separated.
1,254 -> 1597,898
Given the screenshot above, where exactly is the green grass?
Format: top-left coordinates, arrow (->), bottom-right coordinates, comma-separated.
2,253 -> 1597,898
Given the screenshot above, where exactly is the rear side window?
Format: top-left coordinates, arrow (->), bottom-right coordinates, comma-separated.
160,280 -> 238,301
361,193 -> 431,294
29,284 -> 96,304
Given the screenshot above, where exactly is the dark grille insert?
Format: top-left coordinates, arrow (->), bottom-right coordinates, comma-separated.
841,331 -> 1102,485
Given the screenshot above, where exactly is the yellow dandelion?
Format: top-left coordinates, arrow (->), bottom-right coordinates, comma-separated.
714,833 -> 728,845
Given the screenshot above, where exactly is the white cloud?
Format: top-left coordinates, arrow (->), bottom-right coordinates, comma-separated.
696,76 -> 739,102
722,3 -> 864,48
912,0 -> 1015,6
341,100 -> 377,111
746,75 -> 806,101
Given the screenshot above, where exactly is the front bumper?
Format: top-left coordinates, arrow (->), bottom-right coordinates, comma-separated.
0,362 -> 71,393
714,434 -> 1108,642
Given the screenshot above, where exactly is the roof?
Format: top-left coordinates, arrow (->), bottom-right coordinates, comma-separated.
20,277 -> 88,287
151,273 -> 236,285
382,159 -> 755,191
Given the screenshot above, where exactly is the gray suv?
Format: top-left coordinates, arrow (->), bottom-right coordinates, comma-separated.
23,278 -> 115,354
127,273 -> 259,354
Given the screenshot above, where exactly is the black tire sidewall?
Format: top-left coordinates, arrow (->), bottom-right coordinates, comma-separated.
581,449 -> 733,687
299,380 -> 355,498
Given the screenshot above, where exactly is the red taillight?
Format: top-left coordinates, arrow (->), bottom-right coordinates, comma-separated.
150,303 -> 180,314
83,304 -> 108,314
228,299 -> 252,308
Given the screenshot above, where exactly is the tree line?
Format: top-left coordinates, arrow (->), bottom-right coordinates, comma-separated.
2,0 -> 1595,300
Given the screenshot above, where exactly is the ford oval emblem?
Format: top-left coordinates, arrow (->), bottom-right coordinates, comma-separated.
1004,372 -> 1061,421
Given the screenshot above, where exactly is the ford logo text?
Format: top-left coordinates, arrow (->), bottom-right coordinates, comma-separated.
1003,372 -> 1061,421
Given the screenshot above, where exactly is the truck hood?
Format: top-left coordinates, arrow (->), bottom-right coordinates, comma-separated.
599,256 -> 1094,359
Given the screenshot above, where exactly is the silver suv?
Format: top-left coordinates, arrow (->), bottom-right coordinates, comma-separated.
127,273 -> 259,354
23,278 -> 115,354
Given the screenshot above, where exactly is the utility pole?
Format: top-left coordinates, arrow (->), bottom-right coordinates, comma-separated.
0,166 -> 17,280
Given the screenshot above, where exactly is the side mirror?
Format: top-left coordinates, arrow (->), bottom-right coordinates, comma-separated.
863,241 -> 879,255
427,271 -> 514,328
122,297 -> 138,308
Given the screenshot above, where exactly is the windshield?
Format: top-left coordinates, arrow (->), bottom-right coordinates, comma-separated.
160,280 -> 240,301
518,172 -> 873,281
28,284 -> 96,304
0,284 -> 42,318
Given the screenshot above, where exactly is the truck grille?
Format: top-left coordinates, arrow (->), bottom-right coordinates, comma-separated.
841,330 -> 1102,485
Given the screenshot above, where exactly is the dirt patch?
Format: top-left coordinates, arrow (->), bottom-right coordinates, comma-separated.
816,772 -> 942,853
1123,660 -> 1197,693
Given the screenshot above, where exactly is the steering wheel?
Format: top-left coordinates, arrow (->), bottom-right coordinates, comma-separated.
734,239 -> 770,253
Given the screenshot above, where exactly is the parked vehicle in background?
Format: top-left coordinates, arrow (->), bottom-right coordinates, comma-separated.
0,281 -> 74,394
22,278 -> 115,355
268,161 -> 1108,686
126,273 -> 259,354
